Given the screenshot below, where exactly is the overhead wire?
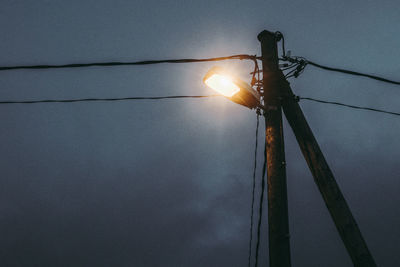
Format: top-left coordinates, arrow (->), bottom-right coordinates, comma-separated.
274,31 -> 400,85
0,54 -> 257,71
298,96 -> 400,117
1,45 -> 398,87
0,93 -> 398,118
0,95 -> 222,105
306,60 -> 400,85
280,56 -> 400,85
247,113 -> 260,267
0,29 -> 398,86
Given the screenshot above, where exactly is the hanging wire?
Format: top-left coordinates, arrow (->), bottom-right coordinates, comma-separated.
284,67 -> 299,79
284,60 -> 306,79
0,95 -> 222,105
254,127 -> 268,267
1,30 -> 398,85
0,92 -> 398,118
247,112 -> 260,267
0,54 -> 257,72
297,96 -> 400,117
306,60 -> 400,85
274,31 -> 400,85
280,55 -> 400,85
250,57 -> 260,87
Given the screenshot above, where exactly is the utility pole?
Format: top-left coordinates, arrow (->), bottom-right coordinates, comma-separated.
258,30 -> 291,267
257,29 -> 376,267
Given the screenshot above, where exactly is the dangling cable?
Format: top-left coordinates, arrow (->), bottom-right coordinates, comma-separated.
251,57 -> 260,87
254,120 -> 268,267
247,112 -> 260,267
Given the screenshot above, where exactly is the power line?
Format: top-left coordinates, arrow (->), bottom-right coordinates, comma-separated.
254,132 -> 267,267
275,32 -> 400,85
2,49 -> 399,88
298,96 -> 400,117
0,54 -> 256,71
281,56 -> 400,85
248,113 -> 260,267
1,93 -> 399,118
0,95 -> 222,105
307,60 -> 400,85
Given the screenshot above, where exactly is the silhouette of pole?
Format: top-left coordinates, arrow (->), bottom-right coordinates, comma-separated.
258,30 -> 291,267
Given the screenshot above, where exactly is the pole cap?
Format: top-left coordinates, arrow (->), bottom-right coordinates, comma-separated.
257,30 -> 276,42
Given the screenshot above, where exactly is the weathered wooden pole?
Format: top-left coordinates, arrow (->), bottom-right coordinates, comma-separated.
258,30 -> 292,267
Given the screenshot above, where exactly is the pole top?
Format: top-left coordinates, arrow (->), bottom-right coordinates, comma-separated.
257,30 -> 276,42
257,30 -> 283,43
257,30 -> 280,72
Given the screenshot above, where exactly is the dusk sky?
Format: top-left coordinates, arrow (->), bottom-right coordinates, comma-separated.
0,0 -> 399,266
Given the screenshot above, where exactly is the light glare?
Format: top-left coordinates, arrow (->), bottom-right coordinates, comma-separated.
204,74 -> 240,97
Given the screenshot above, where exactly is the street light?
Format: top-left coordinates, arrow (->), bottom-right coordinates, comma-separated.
202,31 -> 376,267
203,66 -> 261,109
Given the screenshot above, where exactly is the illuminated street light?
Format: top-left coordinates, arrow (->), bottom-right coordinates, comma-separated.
203,66 -> 261,109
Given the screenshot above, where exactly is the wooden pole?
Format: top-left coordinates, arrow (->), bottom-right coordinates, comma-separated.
258,30 -> 292,267
276,74 -> 377,267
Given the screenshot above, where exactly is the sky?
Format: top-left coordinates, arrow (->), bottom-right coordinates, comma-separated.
0,0 -> 399,266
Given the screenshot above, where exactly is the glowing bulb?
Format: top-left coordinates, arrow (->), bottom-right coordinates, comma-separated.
204,74 -> 240,97
203,66 -> 260,109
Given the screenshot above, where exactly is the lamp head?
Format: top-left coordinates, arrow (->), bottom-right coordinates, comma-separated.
203,66 -> 260,109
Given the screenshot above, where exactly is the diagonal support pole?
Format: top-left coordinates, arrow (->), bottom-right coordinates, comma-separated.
277,74 -> 377,267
